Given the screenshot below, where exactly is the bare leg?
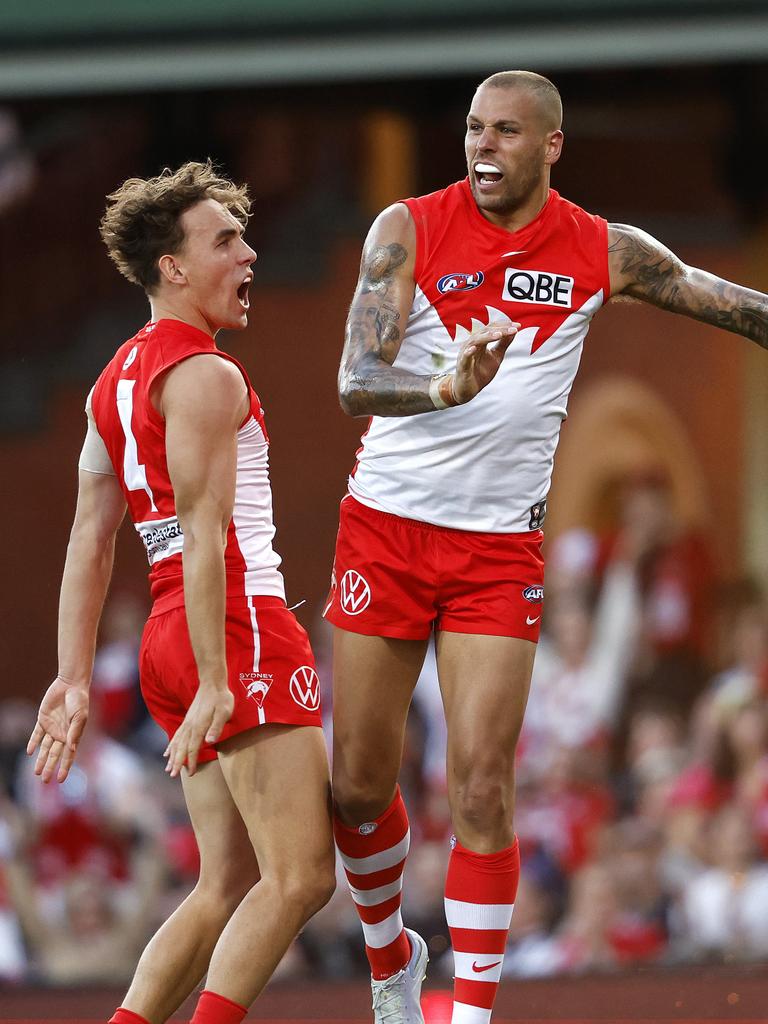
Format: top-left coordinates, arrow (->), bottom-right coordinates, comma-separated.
203,724 -> 335,1007
122,760 -> 259,1024
436,632 -> 535,850
331,628 -> 429,824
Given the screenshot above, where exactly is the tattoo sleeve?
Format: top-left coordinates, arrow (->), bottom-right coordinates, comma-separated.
338,236 -> 441,417
608,224 -> 768,349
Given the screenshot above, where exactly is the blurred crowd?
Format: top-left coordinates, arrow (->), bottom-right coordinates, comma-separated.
2,470 -> 768,987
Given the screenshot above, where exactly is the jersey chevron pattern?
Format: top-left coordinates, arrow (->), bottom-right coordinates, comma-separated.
348,181 -> 611,533
90,319 -> 285,610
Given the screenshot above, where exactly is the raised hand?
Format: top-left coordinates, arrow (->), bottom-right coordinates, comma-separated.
27,677 -> 89,784
452,321 -> 519,404
164,683 -> 234,778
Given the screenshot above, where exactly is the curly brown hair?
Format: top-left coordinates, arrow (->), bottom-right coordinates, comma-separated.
99,160 -> 250,294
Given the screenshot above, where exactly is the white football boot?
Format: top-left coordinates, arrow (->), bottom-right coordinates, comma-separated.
371,928 -> 429,1024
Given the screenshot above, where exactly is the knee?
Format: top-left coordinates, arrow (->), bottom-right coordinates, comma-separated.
197,861 -> 260,915
450,758 -> 515,834
332,767 -> 393,825
280,863 -> 336,921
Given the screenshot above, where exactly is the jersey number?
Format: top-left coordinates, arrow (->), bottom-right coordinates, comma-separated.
116,379 -> 157,511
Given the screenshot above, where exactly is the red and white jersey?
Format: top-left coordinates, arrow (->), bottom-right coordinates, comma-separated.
348,181 -> 610,533
89,319 -> 285,611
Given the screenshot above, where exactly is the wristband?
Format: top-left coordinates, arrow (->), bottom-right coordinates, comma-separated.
429,373 -> 458,410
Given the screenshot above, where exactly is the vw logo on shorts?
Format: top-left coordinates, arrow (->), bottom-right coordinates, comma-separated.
289,666 -> 321,711
340,569 -> 372,615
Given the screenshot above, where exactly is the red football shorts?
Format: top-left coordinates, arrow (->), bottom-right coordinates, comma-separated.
324,495 -> 545,641
140,596 -> 322,763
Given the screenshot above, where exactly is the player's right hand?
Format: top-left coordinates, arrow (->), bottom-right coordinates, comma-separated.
452,321 -> 519,404
164,683 -> 234,778
27,677 -> 89,784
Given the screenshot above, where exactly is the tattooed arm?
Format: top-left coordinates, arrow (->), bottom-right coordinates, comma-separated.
608,223 -> 768,348
338,204 -> 517,417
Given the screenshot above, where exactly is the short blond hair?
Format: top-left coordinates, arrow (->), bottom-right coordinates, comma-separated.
478,71 -> 562,130
99,160 -> 250,293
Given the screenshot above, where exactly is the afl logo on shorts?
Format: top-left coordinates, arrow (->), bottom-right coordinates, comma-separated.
340,570 -> 372,615
289,666 -> 321,711
522,585 -> 544,602
437,271 -> 484,294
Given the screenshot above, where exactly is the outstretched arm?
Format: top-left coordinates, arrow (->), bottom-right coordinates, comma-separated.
338,203 -> 518,417
608,223 -> 768,348
28,467 -> 127,783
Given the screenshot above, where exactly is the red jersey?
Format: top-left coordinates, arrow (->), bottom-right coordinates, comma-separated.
90,319 -> 285,612
349,181 -> 610,533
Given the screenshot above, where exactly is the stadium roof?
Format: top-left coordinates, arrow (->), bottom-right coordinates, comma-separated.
1,0 -> 767,96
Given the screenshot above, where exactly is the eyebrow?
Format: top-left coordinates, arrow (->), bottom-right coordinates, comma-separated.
466,115 -> 522,128
214,226 -> 242,242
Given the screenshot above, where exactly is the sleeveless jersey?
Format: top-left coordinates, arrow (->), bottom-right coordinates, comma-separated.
348,181 -> 610,533
90,319 -> 285,611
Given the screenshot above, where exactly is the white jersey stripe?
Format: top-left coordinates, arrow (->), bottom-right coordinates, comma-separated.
339,830 -> 410,875
247,596 -> 265,725
361,908 -> 404,949
444,898 -> 514,931
349,877 -> 404,908
453,951 -> 505,983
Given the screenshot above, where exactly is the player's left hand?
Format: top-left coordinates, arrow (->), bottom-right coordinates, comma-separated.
164,683 -> 234,778
27,677 -> 89,784
453,321 -> 520,404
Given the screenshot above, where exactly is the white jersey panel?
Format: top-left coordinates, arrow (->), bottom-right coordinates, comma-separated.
349,287 -> 604,533
79,386 -> 116,476
232,414 -> 286,599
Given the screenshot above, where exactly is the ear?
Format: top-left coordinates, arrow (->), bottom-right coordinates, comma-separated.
545,129 -> 564,167
157,254 -> 186,288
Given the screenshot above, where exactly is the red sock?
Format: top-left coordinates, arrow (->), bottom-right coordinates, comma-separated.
109,1011 -> 151,1024
334,786 -> 412,979
189,990 -> 248,1024
444,837 -> 520,1024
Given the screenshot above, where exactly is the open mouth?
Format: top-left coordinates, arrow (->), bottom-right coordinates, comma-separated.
237,277 -> 251,309
474,162 -> 504,187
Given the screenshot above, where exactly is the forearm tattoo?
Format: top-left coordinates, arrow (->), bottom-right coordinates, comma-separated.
609,224 -> 768,349
339,242 -> 439,417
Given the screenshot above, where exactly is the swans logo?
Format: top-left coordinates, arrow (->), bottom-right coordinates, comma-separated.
437,271 -> 484,294
239,673 -> 272,707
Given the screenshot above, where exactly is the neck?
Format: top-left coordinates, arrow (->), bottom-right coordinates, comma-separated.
476,176 -> 551,233
149,298 -> 216,338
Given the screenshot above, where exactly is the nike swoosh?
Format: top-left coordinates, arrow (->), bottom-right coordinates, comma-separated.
501,250 -> 526,257
472,960 -> 502,973
526,615 -> 540,626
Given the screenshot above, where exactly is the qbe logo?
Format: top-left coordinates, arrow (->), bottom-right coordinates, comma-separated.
340,569 -> 372,615
289,666 -> 321,711
502,268 -> 573,307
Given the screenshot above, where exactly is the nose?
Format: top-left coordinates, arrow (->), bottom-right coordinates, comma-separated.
476,126 -> 495,151
243,242 -> 257,264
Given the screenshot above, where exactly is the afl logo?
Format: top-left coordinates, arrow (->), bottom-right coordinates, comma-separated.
289,666 -> 321,711
437,271 -> 484,294
522,586 -> 545,603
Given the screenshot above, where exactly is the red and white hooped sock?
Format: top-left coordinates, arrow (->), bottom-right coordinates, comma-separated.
445,836 -> 520,1024
334,786 -> 412,979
